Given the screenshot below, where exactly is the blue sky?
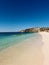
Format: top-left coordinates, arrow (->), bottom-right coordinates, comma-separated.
0,0 -> 49,32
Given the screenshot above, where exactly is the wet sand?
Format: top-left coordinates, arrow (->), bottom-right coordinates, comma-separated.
0,32 -> 45,65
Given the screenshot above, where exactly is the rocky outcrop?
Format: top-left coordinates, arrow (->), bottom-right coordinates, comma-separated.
20,27 -> 49,33
20,28 -> 40,32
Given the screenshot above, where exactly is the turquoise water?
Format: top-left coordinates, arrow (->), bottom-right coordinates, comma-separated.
0,32 -> 37,51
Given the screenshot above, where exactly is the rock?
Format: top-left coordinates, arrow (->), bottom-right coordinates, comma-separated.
20,27 -> 49,33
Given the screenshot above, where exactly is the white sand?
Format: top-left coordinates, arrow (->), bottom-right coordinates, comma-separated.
0,32 -> 49,65
39,32 -> 49,65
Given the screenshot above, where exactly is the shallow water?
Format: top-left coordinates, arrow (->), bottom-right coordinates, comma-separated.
0,32 -> 37,51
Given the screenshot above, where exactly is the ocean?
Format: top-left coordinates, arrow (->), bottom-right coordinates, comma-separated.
0,32 -> 37,51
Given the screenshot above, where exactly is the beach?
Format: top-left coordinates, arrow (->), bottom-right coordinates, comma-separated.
39,32 -> 49,65
0,32 -> 49,65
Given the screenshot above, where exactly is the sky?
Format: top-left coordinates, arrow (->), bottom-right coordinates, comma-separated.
0,0 -> 49,32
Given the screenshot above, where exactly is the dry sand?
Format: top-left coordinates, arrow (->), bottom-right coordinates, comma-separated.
0,32 -> 49,65
39,32 -> 49,65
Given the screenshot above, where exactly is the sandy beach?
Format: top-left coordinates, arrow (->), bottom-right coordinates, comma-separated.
0,32 -> 49,65
39,32 -> 49,65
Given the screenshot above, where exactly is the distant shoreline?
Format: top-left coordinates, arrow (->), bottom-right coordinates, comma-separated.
20,27 -> 49,32
0,27 -> 49,33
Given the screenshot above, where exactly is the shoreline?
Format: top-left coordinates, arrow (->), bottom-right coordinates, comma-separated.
0,32 -> 49,65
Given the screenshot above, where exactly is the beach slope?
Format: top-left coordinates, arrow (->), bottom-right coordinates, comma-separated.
0,32 -> 49,65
